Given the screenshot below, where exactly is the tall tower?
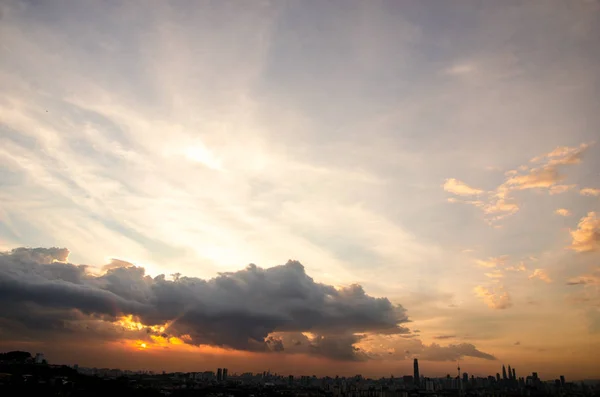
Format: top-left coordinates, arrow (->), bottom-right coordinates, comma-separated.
413,358 -> 420,388
502,365 -> 507,380
512,368 -> 516,380
457,361 -> 462,395
217,368 -> 222,382
508,365 -> 512,380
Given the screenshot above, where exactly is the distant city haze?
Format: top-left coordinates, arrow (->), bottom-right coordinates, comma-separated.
0,0 -> 599,381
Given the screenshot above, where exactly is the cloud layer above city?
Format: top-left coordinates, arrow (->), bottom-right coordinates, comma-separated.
0,0 -> 599,379
0,247 -> 495,364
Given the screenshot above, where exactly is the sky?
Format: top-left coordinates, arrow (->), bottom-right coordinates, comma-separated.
0,0 -> 600,381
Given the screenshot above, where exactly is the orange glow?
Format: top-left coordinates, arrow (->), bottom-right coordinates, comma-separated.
114,314 -> 169,333
150,334 -> 186,346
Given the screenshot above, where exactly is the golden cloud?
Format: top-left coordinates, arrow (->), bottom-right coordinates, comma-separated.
528,269 -> 552,283
569,212 -> 600,253
555,208 -> 571,217
444,143 -> 591,225
443,178 -> 484,196
475,255 -> 509,268
473,285 -> 512,310
580,188 -> 600,196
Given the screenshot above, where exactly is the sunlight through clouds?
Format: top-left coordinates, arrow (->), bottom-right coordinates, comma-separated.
0,0 -> 600,379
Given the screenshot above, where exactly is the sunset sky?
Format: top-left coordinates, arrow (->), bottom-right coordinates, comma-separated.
1,0 -> 600,380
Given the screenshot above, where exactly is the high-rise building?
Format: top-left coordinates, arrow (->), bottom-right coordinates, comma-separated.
496,373 -> 501,383
502,365 -> 507,380
508,365 -> 512,380
512,368 -> 516,380
413,358 -> 420,388
462,372 -> 469,384
223,368 -> 228,381
560,376 -> 565,386
217,368 -> 222,381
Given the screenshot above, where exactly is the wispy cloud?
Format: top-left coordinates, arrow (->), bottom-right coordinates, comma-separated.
567,269 -> 600,286
475,256 -> 509,268
444,144 -> 591,225
432,335 -> 457,340
528,269 -> 552,283
474,285 -> 512,310
580,188 -> 600,196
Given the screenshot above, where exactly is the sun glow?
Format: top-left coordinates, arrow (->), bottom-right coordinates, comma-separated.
114,315 -> 169,333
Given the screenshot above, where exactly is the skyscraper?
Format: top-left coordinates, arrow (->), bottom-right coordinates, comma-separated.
223,368 -> 228,381
413,358 -> 420,388
512,368 -> 516,380
217,368 -> 222,382
508,365 -> 512,380
496,373 -> 501,383
502,365 -> 507,380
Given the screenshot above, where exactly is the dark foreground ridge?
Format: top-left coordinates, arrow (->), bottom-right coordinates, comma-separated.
0,351 -> 599,397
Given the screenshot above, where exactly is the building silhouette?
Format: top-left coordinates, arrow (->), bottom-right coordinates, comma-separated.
217,368 -> 222,382
413,359 -> 420,388
222,368 -> 228,381
502,365 -> 507,380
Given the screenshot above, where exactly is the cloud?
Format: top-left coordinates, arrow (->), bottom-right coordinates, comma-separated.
358,335 -> 496,362
484,271 -> 504,279
0,247 -> 409,361
505,262 -> 527,272
443,178 -> 484,196
474,285 -> 512,310
555,208 -> 571,217
445,64 -> 476,75
102,258 -> 136,271
419,343 -> 496,361
528,269 -> 552,283
531,144 -> 590,166
475,256 -> 509,268
444,144 -> 590,224
567,269 -> 600,286
581,188 -> 600,196
432,335 -> 456,340
505,166 -> 563,189
569,212 -> 600,252
549,184 -> 577,195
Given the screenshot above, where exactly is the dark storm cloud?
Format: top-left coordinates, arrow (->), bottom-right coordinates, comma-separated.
274,332 -> 370,361
0,247 -> 409,360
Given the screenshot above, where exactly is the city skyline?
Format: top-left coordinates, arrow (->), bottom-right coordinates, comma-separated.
0,350 -> 575,384
1,0 -> 600,382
